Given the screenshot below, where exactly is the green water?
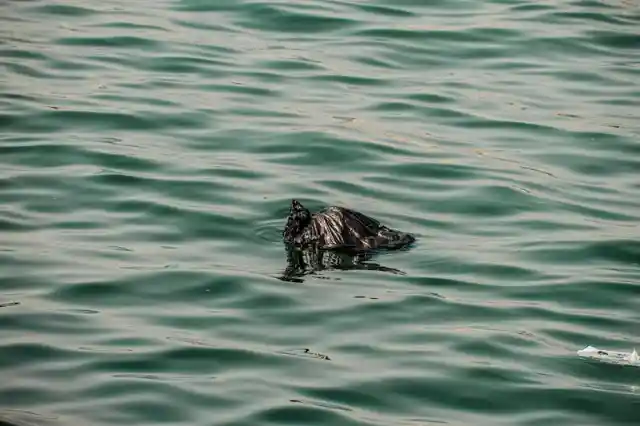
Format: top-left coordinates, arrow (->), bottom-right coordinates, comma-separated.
1,0 -> 639,425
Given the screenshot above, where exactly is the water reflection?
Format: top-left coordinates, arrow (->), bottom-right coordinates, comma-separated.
279,245 -> 406,282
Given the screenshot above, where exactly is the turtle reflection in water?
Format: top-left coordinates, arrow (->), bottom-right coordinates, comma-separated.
280,199 -> 415,282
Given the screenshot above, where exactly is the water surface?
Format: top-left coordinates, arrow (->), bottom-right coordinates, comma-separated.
1,0 -> 639,425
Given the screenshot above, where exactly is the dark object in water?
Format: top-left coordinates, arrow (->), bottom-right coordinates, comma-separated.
280,199 -> 414,282
283,199 -> 415,252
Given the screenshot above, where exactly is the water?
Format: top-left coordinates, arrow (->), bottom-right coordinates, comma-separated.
1,0 -> 639,425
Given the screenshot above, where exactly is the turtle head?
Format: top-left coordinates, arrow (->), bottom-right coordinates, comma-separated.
283,199 -> 311,245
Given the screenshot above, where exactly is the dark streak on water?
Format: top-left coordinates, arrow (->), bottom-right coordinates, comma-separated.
1,0 -> 639,425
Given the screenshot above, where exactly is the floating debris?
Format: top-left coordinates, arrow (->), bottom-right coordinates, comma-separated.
577,346 -> 639,367
279,348 -> 331,361
303,348 -> 331,361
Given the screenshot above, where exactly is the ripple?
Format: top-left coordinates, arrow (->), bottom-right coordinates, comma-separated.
30,4 -> 100,17
254,222 -> 285,244
237,3 -> 359,33
2,0 -> 640,425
